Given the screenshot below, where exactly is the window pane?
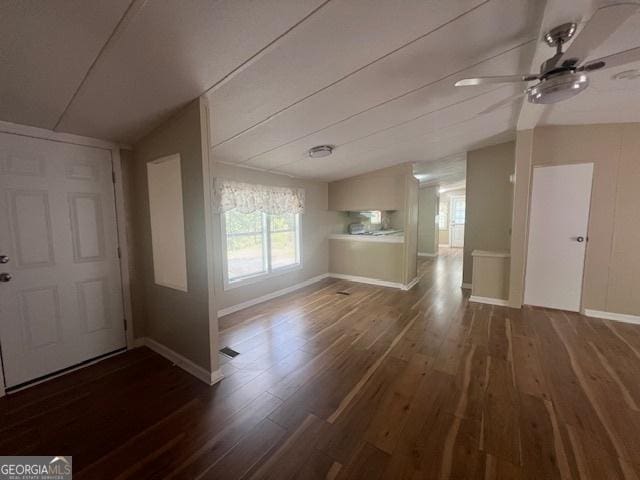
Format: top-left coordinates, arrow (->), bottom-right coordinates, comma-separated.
226,233 -> 266,280
224,210 -> 266,281
225,210 -> 263,234
270,230 -> 297,269
453,199 -> 465,224
270,213 -> 295,231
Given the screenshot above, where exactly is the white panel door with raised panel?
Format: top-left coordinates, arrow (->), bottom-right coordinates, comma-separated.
0,132 -> 125,388
524,163 -> 593,312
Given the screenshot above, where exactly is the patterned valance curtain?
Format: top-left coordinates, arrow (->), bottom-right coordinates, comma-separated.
213,178 -> 305,214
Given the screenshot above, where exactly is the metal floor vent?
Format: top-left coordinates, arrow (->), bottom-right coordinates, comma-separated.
336,291 -> 351,296
220,346 -> 240,358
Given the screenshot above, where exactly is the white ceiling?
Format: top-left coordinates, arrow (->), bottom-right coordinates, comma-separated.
2,0 -> 639,181
414,154 -> 467,188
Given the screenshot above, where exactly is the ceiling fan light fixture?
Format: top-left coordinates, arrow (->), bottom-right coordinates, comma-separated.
528,72 -> 589,104
308,145 -> 334,158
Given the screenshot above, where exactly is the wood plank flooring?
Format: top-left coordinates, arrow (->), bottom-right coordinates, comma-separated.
2,248 -> 640,479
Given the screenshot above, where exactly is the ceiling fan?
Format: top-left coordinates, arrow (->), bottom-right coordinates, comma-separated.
455,2 -> 640,109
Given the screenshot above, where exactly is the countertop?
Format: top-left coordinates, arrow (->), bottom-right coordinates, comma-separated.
329,232 -> 404,244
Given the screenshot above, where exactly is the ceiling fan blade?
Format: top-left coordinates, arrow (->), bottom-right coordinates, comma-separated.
559,2 -> 640,67
580,46 -> 640,71
479,92 -> 527,115
455,75 -> 539,87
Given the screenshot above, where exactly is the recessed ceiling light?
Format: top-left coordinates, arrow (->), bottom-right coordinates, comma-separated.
613,69 -> 640,81
308,145 -> 334,158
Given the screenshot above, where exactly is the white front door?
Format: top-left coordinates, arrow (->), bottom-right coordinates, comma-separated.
0,132 -> 126,388
524,163 -> 593,312
450,195 -> 465,248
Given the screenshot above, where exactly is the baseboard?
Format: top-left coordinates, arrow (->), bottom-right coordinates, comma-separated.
329,273 -> 404,290
218,271 -> 421,318
403,277 -> 420,291
461,282 -> 472,290
583,309 -> 640,325
217,273 -> 330,317
140,337 -> 224,386
418,252 -> 437,257
470,295 -> 509,306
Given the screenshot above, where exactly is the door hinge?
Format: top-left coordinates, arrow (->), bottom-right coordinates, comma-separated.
117,246 -> 122,259
112,171 -> 116,184
123,318 -> 128,331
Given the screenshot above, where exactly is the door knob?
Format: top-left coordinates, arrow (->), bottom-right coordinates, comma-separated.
0,273 -> 12,282
0,255 -> 9,264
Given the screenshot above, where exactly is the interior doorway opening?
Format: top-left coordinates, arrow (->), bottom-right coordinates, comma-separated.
438,188 -> 466,251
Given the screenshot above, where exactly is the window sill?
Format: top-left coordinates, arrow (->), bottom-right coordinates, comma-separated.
223,263 -> 303,291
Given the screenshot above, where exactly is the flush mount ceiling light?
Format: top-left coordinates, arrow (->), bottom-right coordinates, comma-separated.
308,145 -> 334,158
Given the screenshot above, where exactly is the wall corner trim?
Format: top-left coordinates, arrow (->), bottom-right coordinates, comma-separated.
138,337 -> 224,385
329,273 -> 404,290
403,277 -> 420,291
470,295 -> 509,306
583,309 -> 640,325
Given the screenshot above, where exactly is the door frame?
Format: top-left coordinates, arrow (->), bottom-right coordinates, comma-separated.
523,162 -> 594,312
449,194 -> 465,247
0,120 -> 135,397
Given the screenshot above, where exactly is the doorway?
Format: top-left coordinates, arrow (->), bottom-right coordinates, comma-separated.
0,132 -> 127,389
524,163 -> 593,312
449,194 -> 466,248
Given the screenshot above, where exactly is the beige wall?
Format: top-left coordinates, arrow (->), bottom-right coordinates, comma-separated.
508,130 -> 533,307
472,254 -> 511,300
463,142 -> 515,285
510,124 -> 640,316
328,164 -> 410,211
329,240 -> 404,283
125,100 -> 214,371
212,162 -> 335,312
418,186 -> 438,255
403,176 -> 419,283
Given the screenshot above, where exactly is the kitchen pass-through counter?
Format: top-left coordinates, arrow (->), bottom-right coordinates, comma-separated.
328,232 -> 404,243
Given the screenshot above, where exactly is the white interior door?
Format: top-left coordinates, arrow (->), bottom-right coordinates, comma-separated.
0,132 -> 126,388
450,195 -> 465,248
524,163 -> 593,312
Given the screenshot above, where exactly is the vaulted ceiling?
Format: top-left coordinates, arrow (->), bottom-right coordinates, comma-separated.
2,0 -> 640,181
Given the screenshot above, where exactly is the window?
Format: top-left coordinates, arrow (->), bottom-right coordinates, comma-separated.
451,197 -> 466,225
364,210 -> 382,224
438,204 -> 448,230
222,210 -> 300,287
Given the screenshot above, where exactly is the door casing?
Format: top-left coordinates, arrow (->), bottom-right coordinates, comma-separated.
0,121 -> 134,396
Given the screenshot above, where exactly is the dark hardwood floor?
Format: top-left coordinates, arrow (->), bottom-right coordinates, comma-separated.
2,248 -> 640,479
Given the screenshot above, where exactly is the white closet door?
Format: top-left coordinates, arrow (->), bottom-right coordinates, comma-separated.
524,163 -> 593,312
0,132 -> 125,388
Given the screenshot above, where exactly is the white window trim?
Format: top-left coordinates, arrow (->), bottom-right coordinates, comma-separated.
221,212 -> 302,291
